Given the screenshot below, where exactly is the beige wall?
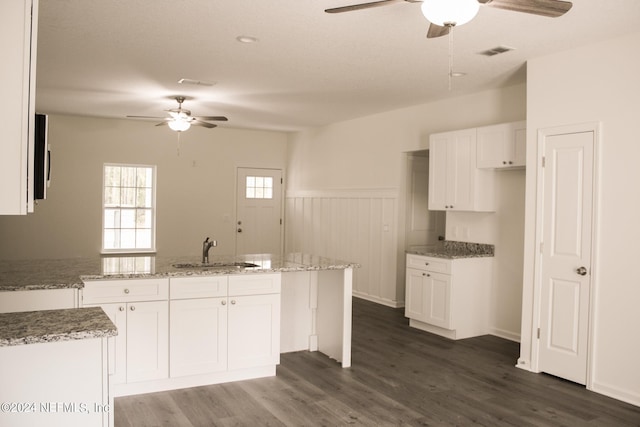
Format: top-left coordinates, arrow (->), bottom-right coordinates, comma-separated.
286,84 -> 527,337
0,115 -> 288,259
520,31 -> 640,406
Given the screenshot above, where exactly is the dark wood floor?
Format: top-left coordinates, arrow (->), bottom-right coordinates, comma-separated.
115,298 -> 640,426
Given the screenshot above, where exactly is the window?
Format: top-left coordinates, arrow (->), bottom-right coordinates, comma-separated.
245,176 -> 273,199
103,164 -> 156,252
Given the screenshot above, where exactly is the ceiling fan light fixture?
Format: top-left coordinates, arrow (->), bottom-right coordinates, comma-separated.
168,118 -> 191,132
421,0 -> 480,27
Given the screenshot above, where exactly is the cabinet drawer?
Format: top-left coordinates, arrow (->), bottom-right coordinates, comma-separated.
228,273 -> 281,296
82,278 -> 169,304
170,276 -> 228,300
407,255 -> 451,274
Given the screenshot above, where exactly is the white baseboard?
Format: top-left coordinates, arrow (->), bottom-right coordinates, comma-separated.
591,381 -> 640,408
489,327 -> 521,343
353,292 -> 403,308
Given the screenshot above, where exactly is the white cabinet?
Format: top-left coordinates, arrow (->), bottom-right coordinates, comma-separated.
428,128 -> 494,212
82,278 -> 169,385
476,121 -> 526,169
227,293 -> 281,370
405,254 -> 492,340
169,273 -> 280,378
169,275 -> 228,378
405,267 -> 451,329
0,0 -> 38,215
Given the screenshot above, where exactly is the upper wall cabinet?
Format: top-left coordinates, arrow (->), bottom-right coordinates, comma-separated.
476,121 -> 526,169
428,128 -> 495,212
0,0 -> 38,215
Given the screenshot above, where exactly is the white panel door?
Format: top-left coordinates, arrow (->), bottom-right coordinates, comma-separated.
538,129 -> 594,385
236,168 -> 283,255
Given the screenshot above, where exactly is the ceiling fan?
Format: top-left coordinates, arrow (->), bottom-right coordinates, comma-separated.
325,0 -> 573,38
127,96 -> 228,132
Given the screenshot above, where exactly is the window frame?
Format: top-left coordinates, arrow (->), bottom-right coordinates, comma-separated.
101,163 -> 157,254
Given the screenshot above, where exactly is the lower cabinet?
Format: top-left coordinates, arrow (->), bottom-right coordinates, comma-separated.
405,254 -> 492,340
83,279 -> 169,385
170,297 -> 228,377
82,273 -> 281,395
169,273 -> 281,378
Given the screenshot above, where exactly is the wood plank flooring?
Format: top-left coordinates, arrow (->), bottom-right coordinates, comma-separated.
115,298 -> 640,426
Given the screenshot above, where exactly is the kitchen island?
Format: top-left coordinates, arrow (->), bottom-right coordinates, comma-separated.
0,307 -> 116,427
0,253 -> 358,397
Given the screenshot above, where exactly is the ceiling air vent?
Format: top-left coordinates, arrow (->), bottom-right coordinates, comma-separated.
478,46 -> 515,56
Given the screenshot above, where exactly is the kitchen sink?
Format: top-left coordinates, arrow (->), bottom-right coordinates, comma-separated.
172,262 -> 260,269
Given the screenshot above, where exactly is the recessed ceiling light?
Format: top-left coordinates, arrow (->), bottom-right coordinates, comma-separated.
236,35 -> 258,43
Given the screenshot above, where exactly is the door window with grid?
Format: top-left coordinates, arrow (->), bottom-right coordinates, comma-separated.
103,164 -> 156,252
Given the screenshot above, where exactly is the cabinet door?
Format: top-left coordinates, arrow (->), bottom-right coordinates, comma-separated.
425,272 -> 452,329
428,129 -> 476,211
92,302 -> 128,384
447,130 -> 476,210
228,294 -> 281,370
0,0 -> 37,215
405,268 -> 429,321
170,297 -> 228,377
477,121 -> 526,168
428,134 -> 449,210
126,300 -> 168,383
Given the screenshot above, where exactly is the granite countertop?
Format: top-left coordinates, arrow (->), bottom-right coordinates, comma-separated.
0,253 -> 360,291
0,306 -> 117,347
406,241 -> 495,259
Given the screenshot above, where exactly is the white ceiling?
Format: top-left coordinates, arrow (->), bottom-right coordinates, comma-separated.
35,0 -> 640,132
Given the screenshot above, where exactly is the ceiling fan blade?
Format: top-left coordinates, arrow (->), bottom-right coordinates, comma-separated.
427,23 -> 450,38
191,120 -> 217,129
155,122 -> 167,127
127,115 -> 166,119
479,0 -> 572,18
325,0 -> 404,14
194,116 -> 228,122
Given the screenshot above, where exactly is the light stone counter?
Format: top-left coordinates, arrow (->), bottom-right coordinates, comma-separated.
0,306 -> 117,347
0,253 -> 360,291
406,240 -> 495,259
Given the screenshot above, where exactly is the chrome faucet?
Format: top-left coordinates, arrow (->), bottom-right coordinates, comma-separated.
202,237 -> 217,264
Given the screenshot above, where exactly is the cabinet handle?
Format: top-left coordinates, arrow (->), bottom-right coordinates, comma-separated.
425,262 -> 429,266
427,274 -> 431,277
119,306 -> 125,312
231,300 -> 236,305
130,306 -> 135,311
221,300 -> 226,305
124,288 -> 130,294
503,161 -> 507,164
509,161 -> 513,165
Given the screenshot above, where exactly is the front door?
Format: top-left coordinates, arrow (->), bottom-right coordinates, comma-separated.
538,125 -> 596,385
236,168 -> 283,255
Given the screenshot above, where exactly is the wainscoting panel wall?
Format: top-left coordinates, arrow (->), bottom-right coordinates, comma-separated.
285,190 -> 400,307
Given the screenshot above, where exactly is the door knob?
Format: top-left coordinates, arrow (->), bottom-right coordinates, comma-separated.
576,266 -> 588,276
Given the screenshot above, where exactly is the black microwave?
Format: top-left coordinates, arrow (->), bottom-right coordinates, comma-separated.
33,113 -> 50,200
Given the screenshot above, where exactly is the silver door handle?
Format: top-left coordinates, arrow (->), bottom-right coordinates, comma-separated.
576,266 -> 588,276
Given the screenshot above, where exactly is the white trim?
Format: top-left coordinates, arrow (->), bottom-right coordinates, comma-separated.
590,380 -> 640,408
489,327 -> 521,343
353,293 -> 404,309
286,188 -> 398,199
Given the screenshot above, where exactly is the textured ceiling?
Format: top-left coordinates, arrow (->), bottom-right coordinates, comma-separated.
35,0 -> 640,132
